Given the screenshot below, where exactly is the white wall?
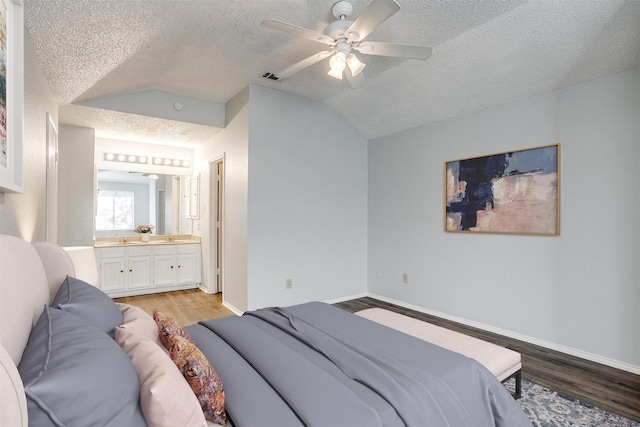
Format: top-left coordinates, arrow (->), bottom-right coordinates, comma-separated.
195,86 -> 368,312
0,30 -> 57,241
195,88 -> 250,313
246,86 -> 368,310
57,125 -> 95,246
368,68 -> 640,371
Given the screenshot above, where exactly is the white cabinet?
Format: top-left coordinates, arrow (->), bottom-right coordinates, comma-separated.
177,245 -> 199,285
153,251 -> 177,287
99,250 -> 126,293
97,247 -> 152,296
182,175 -> 199,219
96,244 -> 201,297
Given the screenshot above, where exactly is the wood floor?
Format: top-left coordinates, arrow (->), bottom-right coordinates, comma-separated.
116,290 -> 640,423
114,288 -> 234,327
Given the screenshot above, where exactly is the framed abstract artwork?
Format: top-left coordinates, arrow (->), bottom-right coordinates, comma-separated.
445,144 -> 560,235
0,0 -> 24,193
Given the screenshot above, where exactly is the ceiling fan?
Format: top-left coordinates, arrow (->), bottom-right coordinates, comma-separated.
261,0 -> 432,89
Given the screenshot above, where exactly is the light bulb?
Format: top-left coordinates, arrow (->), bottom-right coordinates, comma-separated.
328,52 -> 346,80
347,54 -> 366,76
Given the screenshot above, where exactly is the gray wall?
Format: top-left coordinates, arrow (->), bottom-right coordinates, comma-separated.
247,86 -> 368,310
0,31 -> 57,241
368,68 -> 640,371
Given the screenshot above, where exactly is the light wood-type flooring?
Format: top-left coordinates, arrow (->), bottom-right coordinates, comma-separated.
115,290 -> 640,423
114,288 -> 234,327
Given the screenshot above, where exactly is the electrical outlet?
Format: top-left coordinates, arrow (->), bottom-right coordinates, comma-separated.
375,271 -> 382,279
402,273 -> 408,284
286,278 -> 293,289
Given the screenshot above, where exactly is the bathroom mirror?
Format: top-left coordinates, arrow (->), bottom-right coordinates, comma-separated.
95,170 -> 189,238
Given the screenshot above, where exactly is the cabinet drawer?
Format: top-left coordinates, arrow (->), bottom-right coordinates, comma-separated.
177,244 -> 198,254
96,247 -> 125,258
127,246 -> 153,256
153,245 -> 177,255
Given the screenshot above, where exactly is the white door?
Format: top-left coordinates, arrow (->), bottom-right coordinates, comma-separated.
209,157 -> 224,293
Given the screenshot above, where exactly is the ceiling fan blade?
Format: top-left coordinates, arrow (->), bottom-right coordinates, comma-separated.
345,69 -> 366,89
354,41 -> 432,60
346,0 -> 400,42
272,50 -> 335,80
261,19 -> 335,46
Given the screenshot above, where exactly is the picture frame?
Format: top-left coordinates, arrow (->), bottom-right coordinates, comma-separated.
445,144 -> 560,236
0,0 -> 24,193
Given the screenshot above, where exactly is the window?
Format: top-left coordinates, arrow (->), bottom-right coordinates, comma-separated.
96,190 -> 134,230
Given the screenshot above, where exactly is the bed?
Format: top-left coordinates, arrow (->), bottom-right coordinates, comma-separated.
0,234 -> 532,426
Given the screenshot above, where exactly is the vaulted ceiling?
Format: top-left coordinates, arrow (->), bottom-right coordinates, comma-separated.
24,0 -> 640,147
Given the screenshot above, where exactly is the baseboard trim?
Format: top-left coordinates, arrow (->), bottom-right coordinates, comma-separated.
222,300 -> 244,316
323,292 -> 369,305
198,284 -> 213,294
367,293 -> 640,376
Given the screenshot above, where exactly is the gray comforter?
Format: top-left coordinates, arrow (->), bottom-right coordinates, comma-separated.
186,302 -> 532,427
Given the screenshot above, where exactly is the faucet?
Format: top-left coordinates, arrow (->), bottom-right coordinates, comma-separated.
167,235 -> 174,242
120,237 -> 128,244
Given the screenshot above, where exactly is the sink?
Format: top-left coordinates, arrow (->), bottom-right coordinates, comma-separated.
95,241 -> 127,247
94,235 -> 200,248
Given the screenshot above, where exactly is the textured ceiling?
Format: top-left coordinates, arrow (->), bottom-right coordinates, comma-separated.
24,0 -> 640,146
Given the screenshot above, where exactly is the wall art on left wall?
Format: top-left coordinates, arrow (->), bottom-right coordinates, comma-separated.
445,144 -> 560,236
0,0 -> 23,193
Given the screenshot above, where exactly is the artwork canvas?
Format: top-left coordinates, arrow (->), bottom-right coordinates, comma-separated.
0,0 -> 23,193
0,0 -> 6,168
445,144 -> 560,235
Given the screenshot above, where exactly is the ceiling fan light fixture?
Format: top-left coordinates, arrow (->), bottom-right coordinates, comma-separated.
328,51 -> 347,79
346,54 -> 366,76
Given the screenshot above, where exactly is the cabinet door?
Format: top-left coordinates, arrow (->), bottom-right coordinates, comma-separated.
128,256 -> 152,289
100,258 -> 126,292
154,254 -> 177,287
177,254 -> 197,285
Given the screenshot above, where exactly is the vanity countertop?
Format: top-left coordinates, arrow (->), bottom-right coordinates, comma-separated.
94,234 -> 201,248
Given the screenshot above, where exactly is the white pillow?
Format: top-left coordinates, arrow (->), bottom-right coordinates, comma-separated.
116,303 -> 168,353
115,326 -> 207,427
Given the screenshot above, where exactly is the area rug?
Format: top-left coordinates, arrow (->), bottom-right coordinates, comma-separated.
509,379 -> 639,426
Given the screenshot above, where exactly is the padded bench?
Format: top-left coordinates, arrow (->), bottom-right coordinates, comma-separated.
356,308 -> 522,399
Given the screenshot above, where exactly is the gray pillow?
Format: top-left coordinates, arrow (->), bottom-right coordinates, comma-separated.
18,306 -> 146,427
51,275 -> 123,337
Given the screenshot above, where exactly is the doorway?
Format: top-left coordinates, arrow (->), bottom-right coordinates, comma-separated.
209,156 -> 224,294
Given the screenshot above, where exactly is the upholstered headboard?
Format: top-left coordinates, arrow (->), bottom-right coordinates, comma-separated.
0,235 -> 76,426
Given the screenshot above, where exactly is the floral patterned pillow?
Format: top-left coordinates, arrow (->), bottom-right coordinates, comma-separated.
153,310 -> 194,348
166,332 -> 227,425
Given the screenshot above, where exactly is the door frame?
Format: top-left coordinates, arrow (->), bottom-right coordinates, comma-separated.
208,154 -> 225,294
45,113 -> 58,242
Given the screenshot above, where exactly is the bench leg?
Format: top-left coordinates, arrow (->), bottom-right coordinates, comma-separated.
501,370 -> 522,399
513,370 -> 522,400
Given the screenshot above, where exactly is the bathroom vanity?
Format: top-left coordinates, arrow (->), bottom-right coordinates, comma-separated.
94,235 -> 202,297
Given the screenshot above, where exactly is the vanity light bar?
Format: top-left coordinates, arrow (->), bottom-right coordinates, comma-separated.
103,153 -> 191,168
152,157 -> 191,168
103,152 -> 148,164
